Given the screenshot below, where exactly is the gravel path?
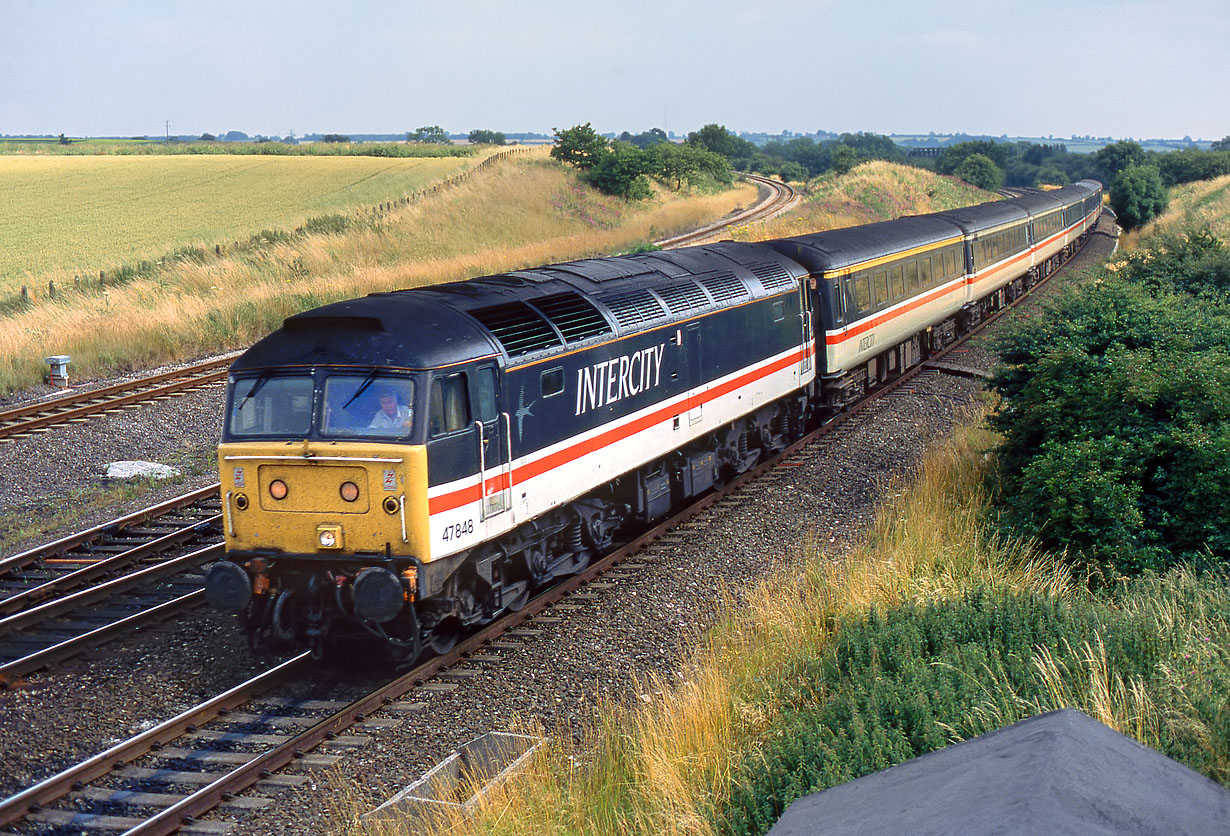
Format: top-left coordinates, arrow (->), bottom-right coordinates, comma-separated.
0,217 -> 1118,834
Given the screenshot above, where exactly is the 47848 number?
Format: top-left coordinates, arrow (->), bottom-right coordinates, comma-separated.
441,519 -> 475,541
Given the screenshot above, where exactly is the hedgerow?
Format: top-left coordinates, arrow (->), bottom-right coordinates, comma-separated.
988,230 -> 1230,578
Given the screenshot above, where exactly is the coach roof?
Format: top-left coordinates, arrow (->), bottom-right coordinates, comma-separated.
762,215 -> 964,274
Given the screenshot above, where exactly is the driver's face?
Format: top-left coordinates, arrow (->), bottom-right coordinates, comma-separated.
380,395 -> 397,416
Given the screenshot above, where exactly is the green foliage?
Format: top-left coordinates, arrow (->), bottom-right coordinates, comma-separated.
552,123 -> 731,199
686,123 -> 755,160
1110,164 -> 1169,229
1155,149 -> 1230,187
1093,140 -> 1147,180
584,141 -> 652,200
989,232 -> 1230,577
467,129 -> 505,146
617,127 -> 668,148
551,122 -> 609,171
1214,137 -> 1230,152
407,125 -> 452,144
719,580 -> 1230,836
321,133 -> 350,143
953,153 -> 1004,191
829,144 -> 858,176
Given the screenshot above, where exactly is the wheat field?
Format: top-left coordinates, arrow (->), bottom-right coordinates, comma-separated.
0,152 -> 489,281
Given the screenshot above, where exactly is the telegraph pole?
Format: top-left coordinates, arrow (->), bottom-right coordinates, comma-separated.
165,120 -> 170,141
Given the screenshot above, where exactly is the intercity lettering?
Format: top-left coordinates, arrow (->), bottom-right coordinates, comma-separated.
574,343 -> 667,416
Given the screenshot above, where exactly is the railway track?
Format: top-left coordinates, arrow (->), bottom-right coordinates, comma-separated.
0,215 -> 1115,836
0,487 -> 224,684
0,357 -> 235,443
655,174 -> 798,248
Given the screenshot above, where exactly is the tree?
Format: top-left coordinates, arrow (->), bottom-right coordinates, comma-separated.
551,123 -> 608,170
1213,136 -> 1230,152
57,133 -> 71,145
321,133 -> 350,143
1110,164 -> 1168,229
953,153 -> 1004,191
199,132 -> 217,141
468,129 -> 506,146
829,144 -> 859,176
408,125 -> 452,144
1091,140 -> 1145,180
585,141 -> 652,199
645,142 -> 731,190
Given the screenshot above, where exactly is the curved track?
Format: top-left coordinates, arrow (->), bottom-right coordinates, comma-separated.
655,174 -> 799,248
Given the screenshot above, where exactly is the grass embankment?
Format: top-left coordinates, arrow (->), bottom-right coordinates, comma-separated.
345,420 -> 1229,836
1122,172 -> 1230,248
0,151 -> 755,394
732,161 -> 996,242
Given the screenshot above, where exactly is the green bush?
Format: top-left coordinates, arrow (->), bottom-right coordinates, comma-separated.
1110,164 -> 1169,229
718,579 -> 1230,836
989,231 -> 1230,577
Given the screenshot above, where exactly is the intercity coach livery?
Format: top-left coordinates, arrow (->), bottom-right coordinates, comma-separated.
206,180 -> 1103,661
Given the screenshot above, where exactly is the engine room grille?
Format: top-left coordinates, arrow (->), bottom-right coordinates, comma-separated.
654,281 -> 710,315
530,292 -> 612,343
698,271 -> 749,304
748,262 -> 798,292
602,290 -> 668,329
467,301 -> 563,356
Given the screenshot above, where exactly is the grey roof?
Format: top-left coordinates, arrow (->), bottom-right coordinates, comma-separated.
768,709 -> 1230,836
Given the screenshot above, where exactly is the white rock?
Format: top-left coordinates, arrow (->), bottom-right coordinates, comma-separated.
105,460 -> 181,480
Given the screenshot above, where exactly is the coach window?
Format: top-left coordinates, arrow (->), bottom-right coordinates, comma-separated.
905,261 -> 919,295
854,274 -> 871,313
946,248 -> 958,277
873,269 -> 889,307
541,367 -> 565,398
889,265 -> 904,299
429,372 -> 470,436
919,257 -> 933,288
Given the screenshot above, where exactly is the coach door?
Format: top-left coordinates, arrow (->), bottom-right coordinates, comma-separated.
472,364 -> 512,521
799,282 -> 814,376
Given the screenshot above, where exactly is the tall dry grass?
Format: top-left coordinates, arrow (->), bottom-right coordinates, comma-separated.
334,415 -> 1070,836
0,153 -> 754,393
731,161 -> 995,243
1120,173 -> 1230,249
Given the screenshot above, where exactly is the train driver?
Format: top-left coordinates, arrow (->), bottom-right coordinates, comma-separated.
369,388 -> 412,430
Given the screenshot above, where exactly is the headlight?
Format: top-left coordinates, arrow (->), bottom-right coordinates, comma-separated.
340,481 -> 360,502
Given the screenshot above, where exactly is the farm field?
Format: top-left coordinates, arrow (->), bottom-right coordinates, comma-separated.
0,151 -> 489,281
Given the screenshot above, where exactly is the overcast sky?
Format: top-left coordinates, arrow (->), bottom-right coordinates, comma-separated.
2,0 -> 1226,141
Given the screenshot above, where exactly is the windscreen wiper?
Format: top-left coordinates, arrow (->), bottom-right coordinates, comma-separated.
235,372 -> 272,411
341,370 -> 380,410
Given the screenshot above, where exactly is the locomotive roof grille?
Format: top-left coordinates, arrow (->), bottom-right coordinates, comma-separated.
603,290 -> 668,328
698,271 -> 749,303
654,280 -> 710,315
467,301 -> 563,356
748,262 -> 797,291
529,292 -> 613,343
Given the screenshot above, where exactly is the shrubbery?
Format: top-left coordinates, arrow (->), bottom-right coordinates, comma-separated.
720,579 -> 1230,836
989,230 -> 1230,578
550,123 -> 732,199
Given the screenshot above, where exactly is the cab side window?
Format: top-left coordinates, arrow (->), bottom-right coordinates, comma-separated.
430,373 -> 471,436
473,367 -> 498,423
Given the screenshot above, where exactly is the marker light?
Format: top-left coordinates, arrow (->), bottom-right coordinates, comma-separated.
340,481 -> 360,502
269,479 -> 288,500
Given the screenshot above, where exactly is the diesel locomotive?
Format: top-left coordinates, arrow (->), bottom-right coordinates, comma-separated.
205,179 -> 1103,661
